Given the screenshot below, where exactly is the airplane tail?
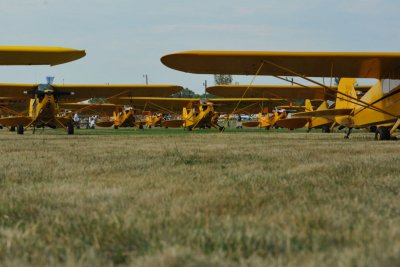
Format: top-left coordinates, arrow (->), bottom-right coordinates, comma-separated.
335,78 -> 357,110
304,99 -> 313,112
182,107 -> 188,119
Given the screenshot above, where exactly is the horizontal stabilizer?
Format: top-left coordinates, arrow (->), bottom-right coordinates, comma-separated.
292,108 -> 353,118
242,121 -> 260,127
162,120 -> 184,128
0,116 -> 32,127
276,118 -> 308,129
96,121 -> 114,128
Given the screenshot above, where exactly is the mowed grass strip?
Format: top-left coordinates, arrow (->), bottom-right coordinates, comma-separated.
0,128 -> 399,266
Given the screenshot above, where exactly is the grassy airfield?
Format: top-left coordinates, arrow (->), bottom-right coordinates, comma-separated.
0,128 -> 399,266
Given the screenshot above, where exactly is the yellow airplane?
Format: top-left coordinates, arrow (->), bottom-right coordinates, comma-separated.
162,50 -> 400,140
0,46 -> 86,131
109,97 -> 279,131
0,84 -> 182,134
109,97 -> 220,130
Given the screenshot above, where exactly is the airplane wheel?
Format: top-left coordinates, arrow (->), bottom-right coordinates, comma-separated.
369,125 -> 377,133
17,125 -> 24,135
322,125 -> 330,133
188,127 -> 192,131
67,124 -> 74,135
375,126 -> 390,140
10,126 -> 16,132
219,126 -> 225,132
139,125 -> 144,129
0,125 -> 3,129
114,126 -> 119,129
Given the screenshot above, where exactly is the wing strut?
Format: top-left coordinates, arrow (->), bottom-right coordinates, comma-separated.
263,60 -> 398,118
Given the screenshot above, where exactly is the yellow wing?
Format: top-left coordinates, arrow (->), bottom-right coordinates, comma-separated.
161,50 -> 400,79
0,84 -> 183,102
207,85 -> 333,100
52,84 -> 183,102
0,46 -> 85,65
292,109 -> 353,118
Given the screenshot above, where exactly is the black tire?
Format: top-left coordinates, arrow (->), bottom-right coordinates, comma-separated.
369,125 -> 377,133
188,127 -> 192,131
139,124 -> 144,129
375,126 -> 390,140
67,124 -> 74,135
322,125 -> 330,133
17,125 -> 24,135
114,125 -> 119,129
10,126 -> 16,132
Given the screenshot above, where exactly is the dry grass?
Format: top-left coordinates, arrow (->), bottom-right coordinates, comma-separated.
0,128 -> 399,266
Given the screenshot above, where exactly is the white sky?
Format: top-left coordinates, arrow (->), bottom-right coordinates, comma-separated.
0,0 -> 398,93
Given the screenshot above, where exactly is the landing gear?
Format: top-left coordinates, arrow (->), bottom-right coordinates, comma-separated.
322,125 -> 330,133
139,124 -> 144,130
344,128 -> 353,139
67,124 -> 74,135
10,126 -> 15,132
369,125 -> 377,133
219,126 -> 225,132
114,125 -> 119,130
17,125 -> 24,135
375,126 -> 390,141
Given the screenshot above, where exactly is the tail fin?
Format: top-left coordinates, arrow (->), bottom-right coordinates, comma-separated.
316,101 -> 329,111
182,107 -> 188,119
336,78 -> 357,110
304,99 -> 313,112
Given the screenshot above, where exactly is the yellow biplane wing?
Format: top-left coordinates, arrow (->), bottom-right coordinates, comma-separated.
0,84 -> 183,102
161,50 -> 400,79
0,46 -> 85,65
292,109 -> 353,118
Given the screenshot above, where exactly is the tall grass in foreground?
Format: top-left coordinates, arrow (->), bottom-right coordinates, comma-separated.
0,129 -> 399,266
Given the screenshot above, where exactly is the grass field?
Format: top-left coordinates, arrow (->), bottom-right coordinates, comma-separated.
0,127 -> 399,266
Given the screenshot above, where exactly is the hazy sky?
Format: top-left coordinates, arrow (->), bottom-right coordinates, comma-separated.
0,0 -> 398,93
